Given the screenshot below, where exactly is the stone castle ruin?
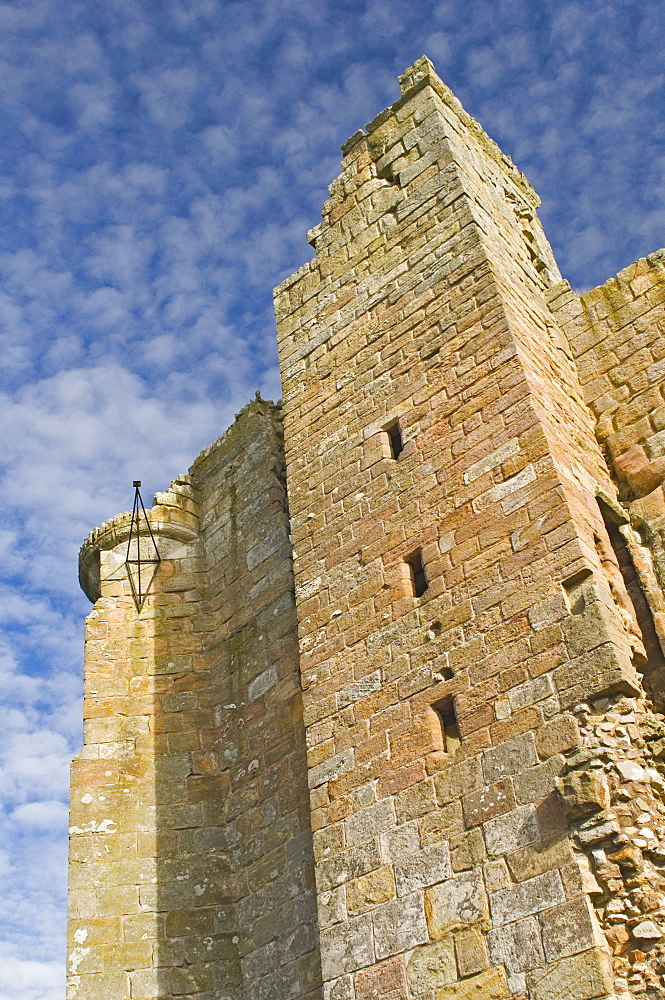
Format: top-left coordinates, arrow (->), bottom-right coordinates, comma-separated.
67,58 -> 665,1000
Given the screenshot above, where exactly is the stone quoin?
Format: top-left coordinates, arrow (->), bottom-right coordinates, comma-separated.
67,57 -> 665,1000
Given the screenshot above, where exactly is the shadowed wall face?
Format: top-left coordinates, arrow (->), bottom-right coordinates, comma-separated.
68,402 -> 321,1000
192,402 -> 322,1000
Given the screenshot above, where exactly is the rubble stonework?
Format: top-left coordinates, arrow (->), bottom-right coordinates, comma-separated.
68,58 -> 665,1000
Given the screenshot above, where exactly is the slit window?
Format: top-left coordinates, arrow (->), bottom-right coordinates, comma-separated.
406,549 -> 428,597
431,696 -> 461,753
385,420 -> 404,459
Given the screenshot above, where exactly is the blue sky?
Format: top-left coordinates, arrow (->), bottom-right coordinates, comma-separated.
0,1 -> 663,996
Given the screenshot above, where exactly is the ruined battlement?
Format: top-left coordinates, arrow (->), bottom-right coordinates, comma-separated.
68,59 -> 665,1000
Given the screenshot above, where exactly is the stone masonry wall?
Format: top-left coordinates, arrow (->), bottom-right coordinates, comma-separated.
548,253 -> 665,504
548,259 -> 665,692
274,57 -> 662,1000
69,477 -> 207,1000
559,692 -> 665,998
69,55 -> 665,1000
68,400 -> 321,1000
192,400 -> 322,1000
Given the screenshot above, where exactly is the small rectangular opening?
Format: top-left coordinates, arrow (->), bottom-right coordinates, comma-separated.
385,420 -> 403,459
406,549 -> 428,598
431,696 -> 460,753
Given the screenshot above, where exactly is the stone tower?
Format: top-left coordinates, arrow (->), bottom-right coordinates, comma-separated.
68,58 -> 665,1000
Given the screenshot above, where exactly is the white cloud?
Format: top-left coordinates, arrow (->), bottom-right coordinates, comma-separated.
0,952 -> 62,1000
11,801 -> 69,832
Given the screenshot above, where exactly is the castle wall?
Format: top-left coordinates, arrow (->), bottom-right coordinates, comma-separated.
68,55 -> 665,1000
274,57 -> 652,1000
68,401 -> 321,1000
192,401 -> 321,1000
549,257 -> 665,700
548,253 -> 665,504
68,479 -> 207,1000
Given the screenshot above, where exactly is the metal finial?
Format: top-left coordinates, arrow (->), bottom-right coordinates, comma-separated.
125,482 -> 160,611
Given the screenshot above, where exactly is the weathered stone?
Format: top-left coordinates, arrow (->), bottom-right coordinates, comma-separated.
346,799 -> 396,847
488,915 -> 545,973
490,870 -> 565,925
355,955 -> 408,1000
320,914 -> 375,979
435,967 -> 509,1000
425,871 -> 489,938
482,732 -> 539,784
539,897 -> 597,961
483,804 -> 540,856
393,840 -> 452,895
556,768 -> 610,820
615,759 -> 647,782
632,920 -> 663,940
346,865 -> 396,914
324,975 -> 354,1000
462,779 -> 516,828
372,893 -> 429,959
454,926 -> 489,977
406,938 -> 457,996
451,829 -> 487,872
525,949 -> 614,1000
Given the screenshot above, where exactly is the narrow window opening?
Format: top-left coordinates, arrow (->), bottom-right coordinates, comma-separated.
562,568 -> 593,615
406,549 -> 428,597
597,500 -> 665,686
431,696 -> 461,753
385,420 -> 403,459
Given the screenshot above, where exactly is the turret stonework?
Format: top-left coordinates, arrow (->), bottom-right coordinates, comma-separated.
68,58 -> 665,1000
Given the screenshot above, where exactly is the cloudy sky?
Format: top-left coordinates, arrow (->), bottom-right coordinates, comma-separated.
0,0 -> 663,996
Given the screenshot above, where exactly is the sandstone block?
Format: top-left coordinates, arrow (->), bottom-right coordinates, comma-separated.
406,938 -> 457,995
323,975 -> 354,1000
434,755 -> 484,804
489,870 -> 564,926
71,972 -> 130,1000
451,828 -> 487,872
512,756 -> 564,805
393,839 -> 452,895
525,948 -> 613,1000
483,804 -> 540,857
487,916 -> 545,973
420,801 -> 465,844
394,778 -> 437,823
355,955 -> 408,1000
555,767 -> 610,820
454,926 -> 489,977
320,913 -> 375,980
462,778 -> 516,828
508,675 -> 554,712
346,866 -> 396,914
317,841 -> 382,892
539,897 -> 597,962
505,835 -> 573,883
309,748 -> 355,789
553,643 -> 640,709
346,799 -> 396,847
380,820 -> 420,863
435,966 -> 509,1000
482,732 -> 539,784
372,892 -> 429,959
425,870 -> 489,938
